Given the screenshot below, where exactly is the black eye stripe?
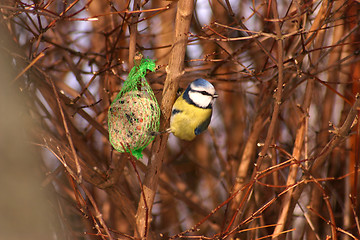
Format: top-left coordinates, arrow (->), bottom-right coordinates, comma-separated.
191,89 -> 213,96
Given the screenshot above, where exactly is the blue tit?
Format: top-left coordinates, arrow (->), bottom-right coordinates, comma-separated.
169,78 -> 218,141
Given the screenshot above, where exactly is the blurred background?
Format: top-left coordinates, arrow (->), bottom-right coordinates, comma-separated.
0,0 -> 359,239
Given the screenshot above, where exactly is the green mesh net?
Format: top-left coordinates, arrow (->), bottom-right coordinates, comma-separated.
108,58 -> 160,159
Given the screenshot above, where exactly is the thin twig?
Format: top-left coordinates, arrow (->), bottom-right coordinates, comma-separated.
48,76 -> 83,183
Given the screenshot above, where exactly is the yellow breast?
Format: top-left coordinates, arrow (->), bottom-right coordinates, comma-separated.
169,95 -> 212,141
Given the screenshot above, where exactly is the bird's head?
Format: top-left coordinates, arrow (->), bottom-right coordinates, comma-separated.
183,78 -> 218,109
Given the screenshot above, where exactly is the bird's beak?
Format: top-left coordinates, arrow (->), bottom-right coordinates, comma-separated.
213,92 -> 219,98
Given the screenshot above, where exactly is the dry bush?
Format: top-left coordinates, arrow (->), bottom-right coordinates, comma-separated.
1,0 -> 360,239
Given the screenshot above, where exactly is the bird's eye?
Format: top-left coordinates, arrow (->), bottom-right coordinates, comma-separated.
198,90 -> 212,96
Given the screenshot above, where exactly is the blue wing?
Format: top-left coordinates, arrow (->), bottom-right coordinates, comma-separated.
172,108 -> 182,115
194,113 -> 212,136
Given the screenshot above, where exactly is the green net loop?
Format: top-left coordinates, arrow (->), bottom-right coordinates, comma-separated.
108,58 -> 160,159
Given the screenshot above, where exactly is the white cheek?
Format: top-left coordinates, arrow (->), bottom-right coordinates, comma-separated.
188,91 -> 212,108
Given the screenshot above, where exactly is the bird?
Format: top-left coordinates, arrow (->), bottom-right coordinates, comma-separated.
168,78 -> 218,141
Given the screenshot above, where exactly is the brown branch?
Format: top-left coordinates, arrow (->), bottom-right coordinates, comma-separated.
311,94 -> 360,171
4,0 -> 360,238
80,183 -> 114,240
226,106 -> 269,227
224,0 -> 286,235
273,0 -> 334,238
258,0 -> 284,164
128,0 -> 141,69
134,0 -> 195,238
48,75 -> 83,183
